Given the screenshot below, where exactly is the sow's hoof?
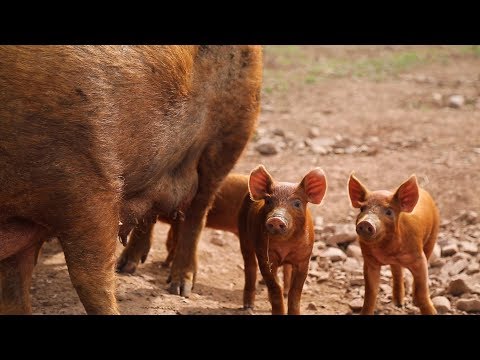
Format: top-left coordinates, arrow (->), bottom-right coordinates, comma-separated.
116,254 -> 139,274
168,279 -> 193,298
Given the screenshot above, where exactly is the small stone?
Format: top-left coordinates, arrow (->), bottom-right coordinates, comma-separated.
448,277 -> 471,296
255,141 -> 278,155
307,302 -> 317,311
456,298 -> 480,313
343,257 -> 361,272
432,92 -> 443,106
379,284 -> 392,294
326,232 -> 357,247
349,298 -> 363,312
441,243 -> 458,257
466,262 -> 480,275
350,276 -> 364,286
309,270 -> 330,283
448,95 -> 465,108
314,216 -> 324,227
459,242 -> 478,255
429,244 -> 442,264
451,252 -> 472,262
272,128 -> 285,137
308,127 -> 321,138
346,244 -> 363,260
457,210 -> 478,225
211,231 -> 226,246
319,247 -> 347,262
447,259 -> 469,276
432,296 -> 451,314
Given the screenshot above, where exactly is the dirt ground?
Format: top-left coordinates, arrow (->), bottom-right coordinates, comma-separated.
30,46 -> 480,315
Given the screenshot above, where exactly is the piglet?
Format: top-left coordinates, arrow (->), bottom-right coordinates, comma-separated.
348,173 -> 440,315
238,165 -> 327,315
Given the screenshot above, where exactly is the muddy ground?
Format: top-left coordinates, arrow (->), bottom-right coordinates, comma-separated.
30,46 -> 480,315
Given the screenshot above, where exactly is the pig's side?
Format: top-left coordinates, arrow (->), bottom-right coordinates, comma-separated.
348,173 -> 440,315
238,165 -> 327,315
117,174 -> 249,273
0,46 -> 261,314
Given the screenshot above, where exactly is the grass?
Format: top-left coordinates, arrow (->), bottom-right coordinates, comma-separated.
261,45 -> 480,94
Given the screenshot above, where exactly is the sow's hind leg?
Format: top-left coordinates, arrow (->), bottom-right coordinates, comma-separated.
0,219 -> 47,314
168,45 -> 261,297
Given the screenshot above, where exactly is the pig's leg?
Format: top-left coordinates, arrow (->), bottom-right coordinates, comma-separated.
169,134 -> 255,297
407,255 -> 436,315
282,264 -> 292,297
163,225 -> 176,267
116,221 -> 155,274
257,256 -> 285,315
60,200 -> 120,314
0,243 -> 42,314
391,264 -> 405,307
240,245 -> 258,310
287,260 -> 308,315
360,262 -> 381,315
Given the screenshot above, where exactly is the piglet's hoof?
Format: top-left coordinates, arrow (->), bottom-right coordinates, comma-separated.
168,280 -> 193,298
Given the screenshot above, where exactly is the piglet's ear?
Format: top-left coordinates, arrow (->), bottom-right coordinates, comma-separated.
394,175 -> 419,213
248,165 -> 274,201
348,172 -> 368,208
299,168 -> 327,205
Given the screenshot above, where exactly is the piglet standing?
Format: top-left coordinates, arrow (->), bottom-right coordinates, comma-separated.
347,173 -> 440,315
238,165 -> 327,315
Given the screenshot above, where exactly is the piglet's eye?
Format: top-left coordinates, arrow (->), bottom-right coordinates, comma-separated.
360,206 -> 366,212
264,197 -> 272,206
385,208 -> 393,217
293,200 -> 302,208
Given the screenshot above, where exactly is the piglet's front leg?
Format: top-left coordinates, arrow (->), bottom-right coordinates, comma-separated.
257,255 -> 285,315
287,260 -> 309,315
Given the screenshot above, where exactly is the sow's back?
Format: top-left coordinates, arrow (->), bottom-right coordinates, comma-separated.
0,46 -> 262,314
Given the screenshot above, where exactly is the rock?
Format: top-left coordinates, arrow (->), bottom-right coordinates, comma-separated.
441,243 -> 458,257
311,145 -> 331,155
343,257 -> 361,272
451,252 -> 472,262
349,298 -> 363,312
432,92 -> 443,106
255,141 -> 278,155
448,95 -> 465,108
379,284 -> 392,294
448,277 -> 471,296
346,244 -> 363,259
319,247 -> 347,262
309,270 -> 329,282
308,127 -> 321,138
211,231 -> 226,246
466,262 -> 480,275
314,216 -> 324,227
272,128 -> 285,137
307,302 -> 317,311
447,259 -> 469,276
456,298 -> 480,313
459,242 -> 478,255
432,296 -> 451,314
349,276 -> 364,286
457,210 -> 478,225
428,244 -> 443,267
326,232 -> 357,247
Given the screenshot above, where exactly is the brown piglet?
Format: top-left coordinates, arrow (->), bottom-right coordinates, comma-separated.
238,165 -> 327,315
348,173 -> 440,315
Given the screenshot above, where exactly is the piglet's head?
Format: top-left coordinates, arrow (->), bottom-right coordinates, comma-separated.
248,165 -> 327,238
348,172 -> 420,243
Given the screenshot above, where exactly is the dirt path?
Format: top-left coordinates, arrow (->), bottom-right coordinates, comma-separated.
31,46 -> 480,315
